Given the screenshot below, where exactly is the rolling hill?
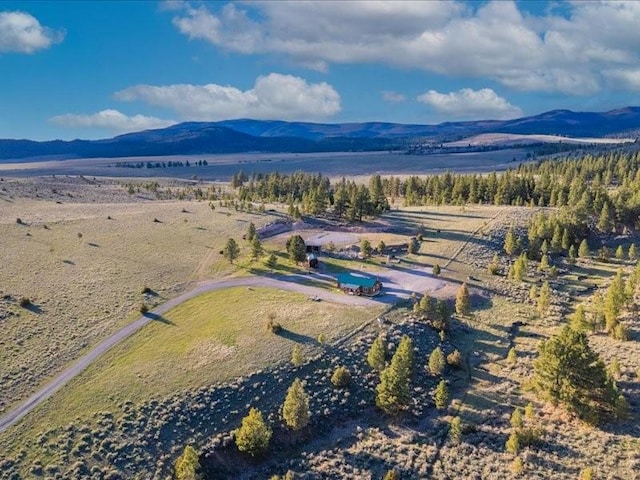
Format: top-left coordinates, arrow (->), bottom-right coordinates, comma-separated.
1,107 -> 639,161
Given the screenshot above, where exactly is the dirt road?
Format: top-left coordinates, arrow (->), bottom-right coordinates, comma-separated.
0,274 -> 377,434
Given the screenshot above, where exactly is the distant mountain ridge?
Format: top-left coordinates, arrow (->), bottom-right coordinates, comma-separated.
1,107 -> 639,160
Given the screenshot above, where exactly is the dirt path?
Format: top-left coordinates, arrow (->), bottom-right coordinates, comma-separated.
0,274 -> 376,435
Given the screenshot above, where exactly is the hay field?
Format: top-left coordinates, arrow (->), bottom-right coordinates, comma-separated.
0,180 -> 278,415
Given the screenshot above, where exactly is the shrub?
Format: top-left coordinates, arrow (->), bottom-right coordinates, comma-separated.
383,470 -> 399,480
141,286 -> 152,295
16,218 -> 23,225
579,467 -> 593,480
139,303 -> 149,315
487,254 -> 500,275
432,264 -> 441,276
446,349 -> 463,369
512,456 -> 524,475
331,366 -> 352,388
449,416 -> 462,444
19,297 -> 31,307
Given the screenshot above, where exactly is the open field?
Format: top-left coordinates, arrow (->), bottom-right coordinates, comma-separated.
1,287 -> 383,439
0,149 -> 529,181
0,178 -> 282,416
0,175 -> 639,479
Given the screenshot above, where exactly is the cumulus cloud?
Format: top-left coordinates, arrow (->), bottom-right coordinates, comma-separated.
381,91 -> 406,103
49,110 -> 176,134
166,1 -> 640,95
114,73 -> 341,121
0,11 -> 64,53
417,88 -> 523,120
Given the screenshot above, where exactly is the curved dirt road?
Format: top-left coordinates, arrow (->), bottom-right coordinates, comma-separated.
0,274 -> 377,434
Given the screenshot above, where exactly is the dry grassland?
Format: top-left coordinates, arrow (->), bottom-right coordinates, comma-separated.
0,178 -> 279,415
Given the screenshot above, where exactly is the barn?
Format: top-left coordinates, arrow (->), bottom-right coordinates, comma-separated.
336,273 -> 382,296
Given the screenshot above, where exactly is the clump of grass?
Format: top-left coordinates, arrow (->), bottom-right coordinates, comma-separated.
266,319 -> 282,334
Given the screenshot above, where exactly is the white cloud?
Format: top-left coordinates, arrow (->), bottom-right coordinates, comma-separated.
167,1 -> 640,95
114,73 -> 341,121
417,88 -> 523,120
604,69 -> 640,91
49,110 -> 176,134
381,91 -> 406,103
0,11 -> 64,53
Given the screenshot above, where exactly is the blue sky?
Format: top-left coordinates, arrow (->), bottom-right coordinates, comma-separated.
1,0 -> 639,140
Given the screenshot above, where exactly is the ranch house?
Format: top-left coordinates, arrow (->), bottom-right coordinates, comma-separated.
336,272 -> 382,296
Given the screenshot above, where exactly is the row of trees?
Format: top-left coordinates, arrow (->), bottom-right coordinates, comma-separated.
231,171 -> 389,220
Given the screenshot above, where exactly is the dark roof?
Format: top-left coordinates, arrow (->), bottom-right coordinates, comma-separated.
337,272 -> 379,288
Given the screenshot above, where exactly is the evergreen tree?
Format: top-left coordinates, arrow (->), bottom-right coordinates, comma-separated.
432,263 -> 441,276
538,254 -> 550,272
377,240 -> 386,254
578,239 -> 590,258
367,334 -> 387,372
628,243 -> 637,261
488,253 -> 500,275
250,236 -> 263,260
455,283 -> 471,316
417,294 -> 436,318
533,326 -> 619,424
235,408 -> 272,457
376,336 -> 414,414
504,226 -> 518,256
408,237 -> 420,254
540,239 -> 550,256
282,378 -> 310,430
360,238 -> 373,258
434,299 -> 451,331
568,244 -> 577,263
265,253 -> 278,270
223,238 -> 240,264
570,305 -> 588,332
510,408 -> 523,429
615,245 -> 625,260
286,235 -> 307,263
174,445 -> 201,480
449,416 -> 462,444
537,281 -> 551,316
597,202 -> 614,233
428,346 -> 446,375
291,344 -> 303,367
246,222 -> 257,242
434,379 -> 449,410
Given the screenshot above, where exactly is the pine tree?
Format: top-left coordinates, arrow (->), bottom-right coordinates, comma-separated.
223,238 -> 240,264
174,445 -> 201,480
533,326 -> 619,424
628,243 -> 637,261
578,239 -> 590,258
432,263 -> 441,276
265,253 -> 277,270
377,240 -> 386,254
235,408 -> 272,457
291,344 -> 303,367
615,245 -> 624,260
376,336 -> 414,414
360,238 -> 373,258
428,346 -> 446,375
538,253 -> 550,272
367,334 -> 386,372
282,378 -> 310,430
570,305 -> 588,332
434,379 -> 449,410
455,283 -> 471,316
540,239 -> 550,256
246,222 -> 257,242
524,402 -> 535,421
561,228 -> 571,251
510,408 -> 523,429
488,253 -> 500,275
568,244 -> 577,263
286,235 -> 307,263
449,416 -> 462,444
504,226 -> 518,256
505,430 -> 520,454
597,202 -> 614,233
250,236 -> 263,260
537,281 -> 551,316
417,294 -> 435,318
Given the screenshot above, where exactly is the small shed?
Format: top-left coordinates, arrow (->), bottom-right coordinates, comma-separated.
336,273 -> 382,296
